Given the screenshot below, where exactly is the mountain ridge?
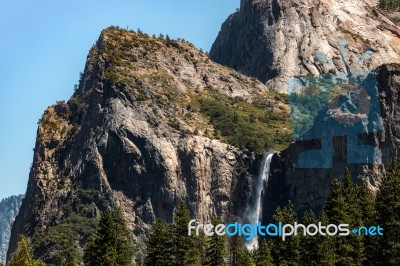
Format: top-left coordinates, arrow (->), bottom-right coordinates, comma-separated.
8,1 -> 400,263
7,27 -> 290,263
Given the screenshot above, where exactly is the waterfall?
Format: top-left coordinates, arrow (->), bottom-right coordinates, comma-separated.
245,152 -> 274,250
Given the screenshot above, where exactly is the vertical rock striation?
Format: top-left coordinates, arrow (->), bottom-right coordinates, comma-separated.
211,0 -> 400,92
8,28 -> 290,261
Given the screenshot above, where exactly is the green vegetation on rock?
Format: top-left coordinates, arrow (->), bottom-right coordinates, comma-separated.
97,27 -> 292,153
31,183 -> 113,265
380,0 -> 400,10
33,213 -> 98,266
193,90 -> 291,152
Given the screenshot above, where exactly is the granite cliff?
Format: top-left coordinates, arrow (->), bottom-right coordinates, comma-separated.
8,28 -> 290,262
8,0 -> 400,262
263,63 -> 400,222
211,0 -> 400,93
210,0 -> 400,222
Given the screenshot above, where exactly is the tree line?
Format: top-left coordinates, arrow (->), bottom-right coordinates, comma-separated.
6,207 -> 135,266
6,160 -> 400,265
143,160 -> 400,266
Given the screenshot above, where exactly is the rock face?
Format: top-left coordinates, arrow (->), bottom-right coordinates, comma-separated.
263,64 -> 400,221
8,28 -> 290,261
9,1 -> 400,261
0,195 -> 23,263
376,64 -> 400,164
211,0 -> 400,92
211,0 -> 400,221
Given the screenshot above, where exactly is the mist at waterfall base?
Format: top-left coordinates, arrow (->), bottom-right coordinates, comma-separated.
244,152 -> 274,250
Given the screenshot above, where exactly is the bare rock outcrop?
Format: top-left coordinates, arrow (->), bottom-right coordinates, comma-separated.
211,0 -> 400,92
263,64 -> 400,221
8,28 -> 289,261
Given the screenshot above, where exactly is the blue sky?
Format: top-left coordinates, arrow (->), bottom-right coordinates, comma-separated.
0,0 -> 239,199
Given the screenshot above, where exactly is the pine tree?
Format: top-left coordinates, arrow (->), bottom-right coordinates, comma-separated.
238,247 -> 255,266
356,182 -> 376,265
113,207 -> 135,264
228,234 -> 241,266
299,210 -> 319,265
255,240 -> 273,266
83,208 -> 134,266
325,178 -> 348,224
270,202 -> 301,265
144,219 -> 174,266
205,218 -> 227,266
341,171 -> 365,266
375,159 -> 400,265
57,233 -> 80,266
356,182 -> 375,225
173,202 -> 200,266
324,171 -> 366,266
315,211 -> 336,266
198,231 -> 208,266
228,234 -> 254,266
9,236 -> 46,266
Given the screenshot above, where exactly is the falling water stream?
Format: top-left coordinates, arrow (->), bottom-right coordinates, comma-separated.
245,152 -> 274,250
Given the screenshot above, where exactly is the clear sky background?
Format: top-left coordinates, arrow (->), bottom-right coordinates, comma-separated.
0,0 -> 239,200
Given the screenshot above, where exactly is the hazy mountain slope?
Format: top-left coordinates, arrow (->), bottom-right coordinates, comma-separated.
0,195 -> 23,263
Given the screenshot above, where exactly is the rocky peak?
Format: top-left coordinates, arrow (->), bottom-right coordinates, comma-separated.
8,27 -> 291,262
211,0 -> 400,92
